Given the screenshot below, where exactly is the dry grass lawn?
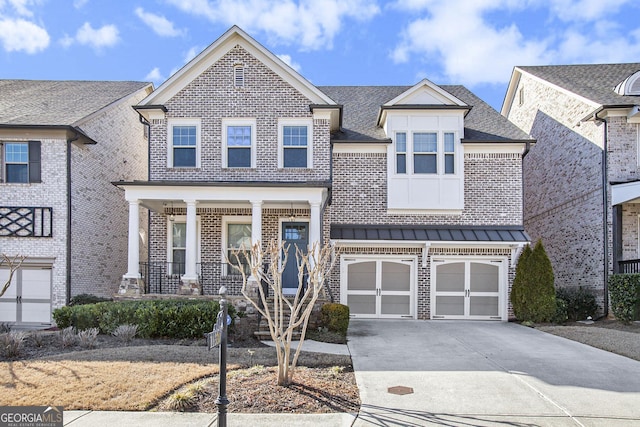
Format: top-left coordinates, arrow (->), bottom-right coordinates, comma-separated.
0,346 -> 237,410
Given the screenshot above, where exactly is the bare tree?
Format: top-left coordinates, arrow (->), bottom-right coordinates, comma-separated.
0,254 -> 26,298
229,239 -> 336,386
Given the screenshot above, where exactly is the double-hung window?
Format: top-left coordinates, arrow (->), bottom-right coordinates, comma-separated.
226,222 -> 252,275
444,132 -> 455,174
223,119 -> 255,168
2,141 -> 41,183
413,132 -> 438,174
168,119 -> 200,168
279,119 -> 312,168
395,132 -> 407,174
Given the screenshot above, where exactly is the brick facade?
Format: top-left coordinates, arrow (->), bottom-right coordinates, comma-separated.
506,71 -> 640,311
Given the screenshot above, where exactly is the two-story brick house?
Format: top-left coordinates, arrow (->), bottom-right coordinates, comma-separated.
0,80 -> 152,327
502,63 -> 640,314
118,26 -> 532,320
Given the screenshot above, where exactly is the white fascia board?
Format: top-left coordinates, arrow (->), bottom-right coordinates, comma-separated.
501,68 -> 521,117
462,142 -> 529,154
612,181 -> 640,205
331,239 -> 525,249
332,142 -> 389,154
140,26 -> 334,106
385,78 -> 467,107
121,184 -> 327,204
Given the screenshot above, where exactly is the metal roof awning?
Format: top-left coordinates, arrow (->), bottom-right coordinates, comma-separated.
330,224 -> 529,243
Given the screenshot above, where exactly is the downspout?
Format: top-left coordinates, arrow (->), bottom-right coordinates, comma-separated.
594,111 -> 609,317
66,131 -> 80,305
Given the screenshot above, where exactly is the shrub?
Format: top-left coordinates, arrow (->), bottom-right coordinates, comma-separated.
69,294 -> 112,306
52,299 -> 230,339
0,331 -> 26,358
552,297 -> 568,324
112,324 -> 138,344
77,328 -> 99,349
60,326 -> 77,348
556,287 -> 598,321
31,331 -> 46,347
510,240 -> 556,323
609,274 -> 640,323
320,303 -> 350,335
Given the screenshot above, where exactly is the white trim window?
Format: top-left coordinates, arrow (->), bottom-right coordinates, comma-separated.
223,119 -> 255,168
395,132 -> 407,174
166,216 -> 201,275
444,132 -> 455,174
279,119 -> 313,168
167,119 -> 201,168
413,132 -> 438,174
222,216 -> 252,275
4,142 -> 29,182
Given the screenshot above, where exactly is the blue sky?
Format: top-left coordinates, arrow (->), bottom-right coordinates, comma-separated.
1,0 -> 639,111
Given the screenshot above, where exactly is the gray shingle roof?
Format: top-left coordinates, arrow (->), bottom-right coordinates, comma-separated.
0,80 -> 150,126
518,63 -> 640,106
331,224 -> 529,242
318,85 -> 532,142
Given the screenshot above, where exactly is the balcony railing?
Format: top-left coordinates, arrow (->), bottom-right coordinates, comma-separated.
139,262 -> 245,294
0,206 -> 52,237
618,259 -> 640,274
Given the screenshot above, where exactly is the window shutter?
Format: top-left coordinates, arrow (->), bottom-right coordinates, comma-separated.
28,140 -> 41,183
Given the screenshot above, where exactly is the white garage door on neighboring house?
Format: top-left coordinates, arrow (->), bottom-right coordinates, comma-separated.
341,256 -> 416,319
431,257 -> 507,320
0,267 -> 52,325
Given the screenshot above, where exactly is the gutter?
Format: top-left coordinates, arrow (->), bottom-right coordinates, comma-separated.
593,110 -> 610,317
136,109 -> 152,268
66,129 -> 80,305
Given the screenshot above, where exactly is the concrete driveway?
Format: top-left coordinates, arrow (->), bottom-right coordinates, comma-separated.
347,320 -> 640,426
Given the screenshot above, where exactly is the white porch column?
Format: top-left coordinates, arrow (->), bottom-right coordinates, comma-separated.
309,201 -> 322,252
124,200 -> 140,279
250,200 -> 263,247
182,199 -> 198,282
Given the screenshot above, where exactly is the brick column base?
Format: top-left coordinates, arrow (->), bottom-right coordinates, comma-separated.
118,277 -> 145,295
177,281 -> 201,295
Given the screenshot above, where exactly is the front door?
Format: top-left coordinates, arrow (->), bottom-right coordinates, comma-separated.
282,222 -> 308,295
432,258 -> 505,320
341,256 -> 416,318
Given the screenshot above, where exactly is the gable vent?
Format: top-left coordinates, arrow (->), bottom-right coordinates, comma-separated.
234,64 -> 244,88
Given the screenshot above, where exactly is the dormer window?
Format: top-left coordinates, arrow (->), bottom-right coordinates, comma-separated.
234,64 -> 244,88
615,70 -> 640,95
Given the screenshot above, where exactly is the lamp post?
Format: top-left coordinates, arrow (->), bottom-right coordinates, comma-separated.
215,286 -> 229,427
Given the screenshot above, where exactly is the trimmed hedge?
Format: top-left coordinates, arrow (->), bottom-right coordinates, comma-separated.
320,303 -> 350,336
69,293 -> 112,306
609,274 -> 640,323
53,299 -> 234,339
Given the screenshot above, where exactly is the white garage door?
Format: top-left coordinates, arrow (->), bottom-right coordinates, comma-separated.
0,267 -> 52,325
431,258 -> 506,320
341,256 -> 416,319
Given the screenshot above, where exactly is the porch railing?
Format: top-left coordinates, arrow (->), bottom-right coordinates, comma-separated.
139,262 -> 244,295
619,259 -> 640,274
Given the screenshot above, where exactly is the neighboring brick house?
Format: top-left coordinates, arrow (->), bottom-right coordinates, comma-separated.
118,26 -> 531,320
502,63 -> 640,314
0,80 -> 152,327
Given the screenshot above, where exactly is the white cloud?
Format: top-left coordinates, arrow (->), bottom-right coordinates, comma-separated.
0,18 -> 49,53
1,0 -> 37,17
73,0 -> 88,8
145,67 -> 164,82
75,22 -> 119,50
134,7 -> 184,37
183,46 -> 201,63
545,0 -> 632,22
166,0 -> 379,50
277,53 -> 301,72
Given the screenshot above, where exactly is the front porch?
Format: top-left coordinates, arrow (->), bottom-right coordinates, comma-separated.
115,181 -> 329,297
612,182 -> 640,274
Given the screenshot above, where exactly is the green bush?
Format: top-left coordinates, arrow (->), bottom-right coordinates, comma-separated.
552,297 -> 568,324
609,274 -> 640,323
320,303 -> 350,336
510,240 -> 556,323
69,294 -> 112,306
52,299 -> 231,339
556,287 -> 598,321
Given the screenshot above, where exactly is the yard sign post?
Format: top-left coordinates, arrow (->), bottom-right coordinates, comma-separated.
214,286 -> 229,427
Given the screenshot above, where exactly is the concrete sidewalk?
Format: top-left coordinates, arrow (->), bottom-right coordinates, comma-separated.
348,319 -> 640,426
